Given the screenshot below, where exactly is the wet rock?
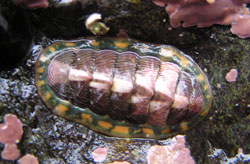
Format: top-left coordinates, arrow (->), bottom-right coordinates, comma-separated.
0,0 -> 249,163
0,1 -> 32,70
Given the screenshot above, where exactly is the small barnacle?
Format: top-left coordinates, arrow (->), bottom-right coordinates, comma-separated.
85,13 -> 109,36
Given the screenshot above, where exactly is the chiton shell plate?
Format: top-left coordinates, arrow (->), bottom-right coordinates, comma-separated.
35,37 -> 212,139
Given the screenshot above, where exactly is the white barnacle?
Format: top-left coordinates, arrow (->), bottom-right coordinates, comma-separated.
85,13 -> 102,30
85,13 -> 109,35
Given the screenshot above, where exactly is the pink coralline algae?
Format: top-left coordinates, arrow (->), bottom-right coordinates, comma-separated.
152,0 -> 250,38
18,154 -> 39,164
225,68 -> 238,82
0,114 -> 23,144
0,114 -> 39,162
91,146 -> 108,163
0,114 -> 23,161
12,0 -> 49,9
147,135 -> 195,164
1,144 -> 20,160
231,8 -> 250,38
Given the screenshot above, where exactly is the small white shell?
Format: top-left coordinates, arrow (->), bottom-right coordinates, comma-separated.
85,13 -> 102,30
85,13 -> 109,35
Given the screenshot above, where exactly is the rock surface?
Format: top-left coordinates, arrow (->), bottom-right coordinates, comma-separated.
0,0 -> 250,163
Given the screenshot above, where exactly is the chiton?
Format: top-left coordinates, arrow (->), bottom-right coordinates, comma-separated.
35,37 -> 212,139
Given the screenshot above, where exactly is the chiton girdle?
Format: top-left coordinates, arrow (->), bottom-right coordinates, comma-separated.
35,37 -> 212,139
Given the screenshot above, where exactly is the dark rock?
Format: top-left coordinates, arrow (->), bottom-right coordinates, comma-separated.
0,0 -> 250,163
